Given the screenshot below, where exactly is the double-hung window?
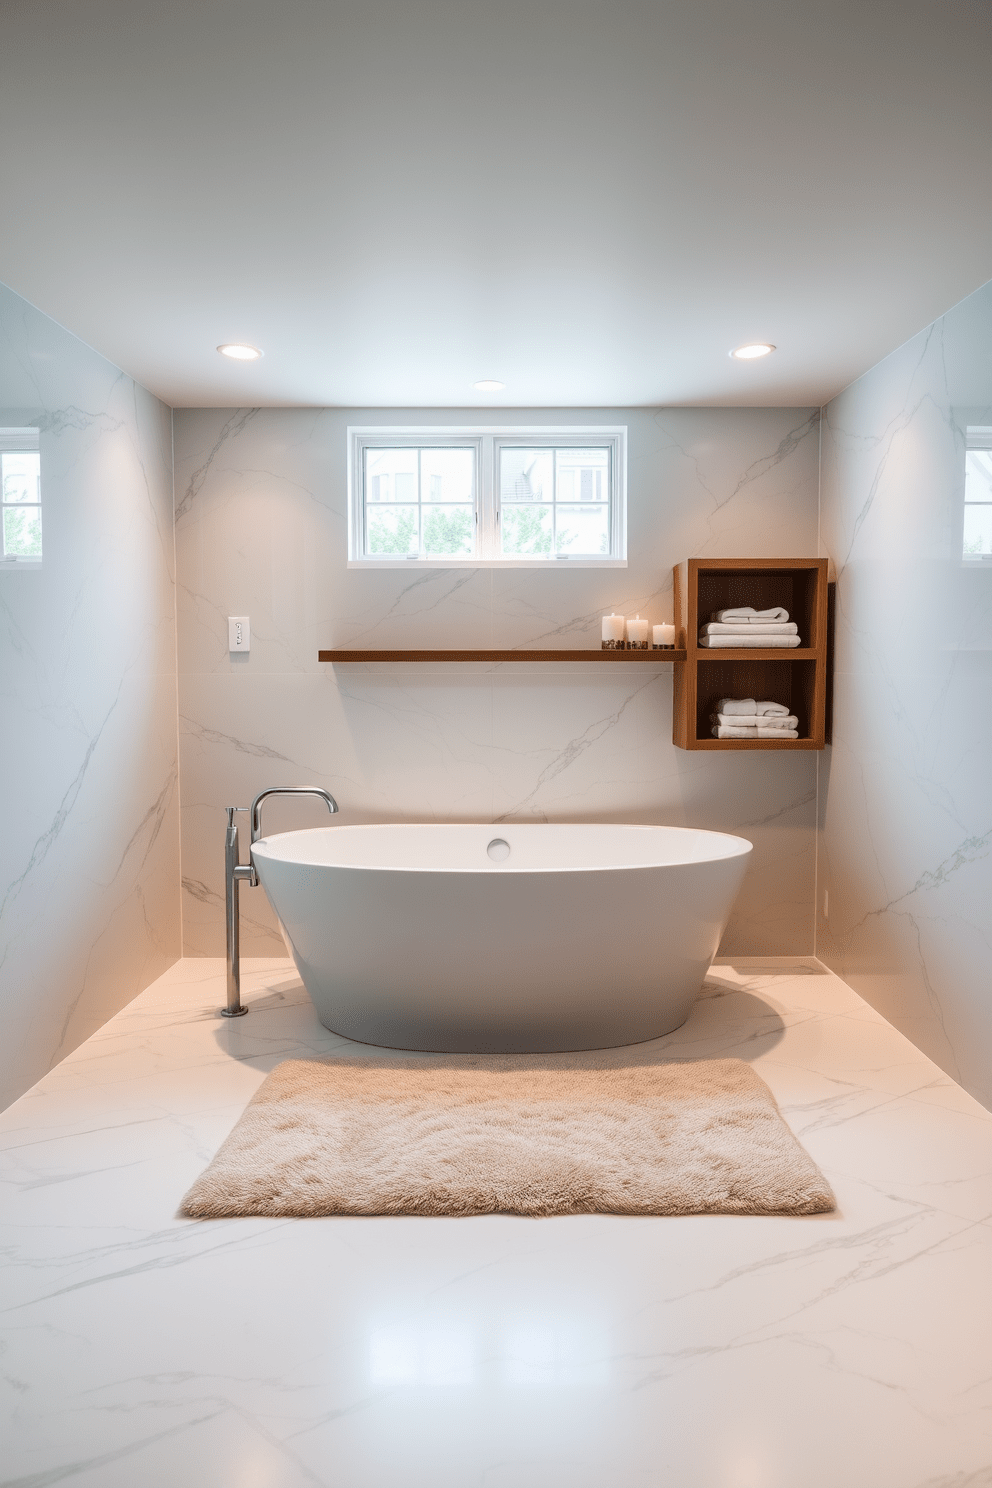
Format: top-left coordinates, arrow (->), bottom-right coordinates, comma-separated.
349,426 -> 626,567
964,426 -> 992,561
1,427 -> 41,566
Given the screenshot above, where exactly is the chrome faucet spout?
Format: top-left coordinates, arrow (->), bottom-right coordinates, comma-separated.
250,786 -> 339,844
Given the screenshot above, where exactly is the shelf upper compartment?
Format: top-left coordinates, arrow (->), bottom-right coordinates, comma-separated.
318,648 -> 687,663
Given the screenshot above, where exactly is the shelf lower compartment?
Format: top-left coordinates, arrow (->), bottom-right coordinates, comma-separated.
689,654 -> 823,749
318,649 -> 687,663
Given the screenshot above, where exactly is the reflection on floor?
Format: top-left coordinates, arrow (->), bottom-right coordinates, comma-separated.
2,957 -> 992,1487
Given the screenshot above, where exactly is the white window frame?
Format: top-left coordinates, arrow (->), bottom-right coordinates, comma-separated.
348,425 -> 627,568
0,427 -> 42,569
963,425 -> 992,565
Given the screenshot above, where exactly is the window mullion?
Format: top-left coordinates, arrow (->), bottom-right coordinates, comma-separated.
483,436 -> 496,560
552,447 -> 558,558
477,438 -> 485,559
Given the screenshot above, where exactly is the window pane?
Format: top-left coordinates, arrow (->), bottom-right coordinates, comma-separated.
2,450 -> 40,503
965,449 -> 992,503
421,448 -> 474,504
423,505 -> 474,556
501,504 -> 553,556
963,504 -> 992,557
555,448 -> 609,503
3,504 -> 42,557
555,504 -> 610,556
500,449 -> 553,502
366,505 -> 419,556
366,448 -> 419,503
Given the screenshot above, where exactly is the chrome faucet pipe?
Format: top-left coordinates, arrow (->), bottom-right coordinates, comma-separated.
223,806 -> 254,1018
223,789 -> 338,1020
249,786 -> 338,844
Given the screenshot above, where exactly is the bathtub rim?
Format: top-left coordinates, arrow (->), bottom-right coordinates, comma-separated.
251,821 -> 753,875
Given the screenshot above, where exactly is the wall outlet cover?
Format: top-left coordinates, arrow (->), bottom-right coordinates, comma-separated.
228,616 -> 250,652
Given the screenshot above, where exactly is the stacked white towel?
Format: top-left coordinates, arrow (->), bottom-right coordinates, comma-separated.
711,714 -> 798,729
710,698 -> 799,739
712,607 -> 789,623
699,607 -> 801,648
716,698 -> 791,716
712,725 -> 800,739
703,622 -> 798,634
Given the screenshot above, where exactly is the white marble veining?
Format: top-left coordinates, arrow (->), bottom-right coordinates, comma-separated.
174,407 -> 820,957
818,278 -> 992,1108
3,956 -> 992,1486
0,280 -> 180,1110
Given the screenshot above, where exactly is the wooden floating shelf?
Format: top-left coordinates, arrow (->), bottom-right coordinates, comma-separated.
674,557 -> 830,751
686,736 -> 821,750
318,649 -> 687,663
318,560 -> 833,754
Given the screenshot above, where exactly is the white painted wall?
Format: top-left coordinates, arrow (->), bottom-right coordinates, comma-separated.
818,279 -> 992,1106
0,281 -> 181,1110
174,405 -> 821,958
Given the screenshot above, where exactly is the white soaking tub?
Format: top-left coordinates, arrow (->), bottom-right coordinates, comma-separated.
251,823 -> 752,1053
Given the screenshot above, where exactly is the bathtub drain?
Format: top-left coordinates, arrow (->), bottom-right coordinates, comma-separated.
487,838 -> 511,862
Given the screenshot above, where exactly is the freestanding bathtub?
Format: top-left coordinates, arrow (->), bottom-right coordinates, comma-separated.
251,823 -> 752,1053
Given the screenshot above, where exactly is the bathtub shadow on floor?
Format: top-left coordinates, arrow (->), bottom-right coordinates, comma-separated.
210,962 -> 787,1071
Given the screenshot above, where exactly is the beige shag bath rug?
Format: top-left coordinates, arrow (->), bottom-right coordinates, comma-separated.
182,1053 -> 832,1214
181,1054 -> 833,1219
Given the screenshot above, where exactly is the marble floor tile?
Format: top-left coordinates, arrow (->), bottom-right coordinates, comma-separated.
2,956 -> 992,1487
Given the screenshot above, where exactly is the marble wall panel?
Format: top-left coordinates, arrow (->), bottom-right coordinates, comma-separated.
818,278 -> 992,1107
174,405 -> 820,956
0,281 -> 180,1110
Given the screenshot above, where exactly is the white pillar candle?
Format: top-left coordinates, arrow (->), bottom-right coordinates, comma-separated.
601,613 -> 625,645
653,623 -> 675,648
626,614 -> 649,648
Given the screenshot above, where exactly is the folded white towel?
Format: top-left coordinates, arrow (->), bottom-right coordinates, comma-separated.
701,621 -> 798,635
711,607 -> 790,623
716,698 -> 792,717
711,714 -> 799,729
712,726 -> 800,739
698,634 -> 800,648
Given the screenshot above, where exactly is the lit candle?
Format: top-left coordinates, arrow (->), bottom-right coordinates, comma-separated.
653,623 -> 675,649
626,614 -> 649,649
601,613 -> 625,649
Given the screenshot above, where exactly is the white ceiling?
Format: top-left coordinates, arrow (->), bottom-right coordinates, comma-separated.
1,0 -> 990,409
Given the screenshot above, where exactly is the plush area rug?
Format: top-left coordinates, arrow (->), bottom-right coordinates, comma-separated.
181,1054 -> 834,1218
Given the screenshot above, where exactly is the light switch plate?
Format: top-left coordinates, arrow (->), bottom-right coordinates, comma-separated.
228,616 -> 250,653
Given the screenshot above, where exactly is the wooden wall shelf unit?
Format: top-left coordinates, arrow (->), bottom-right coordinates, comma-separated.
318,649 -> 686,663
673,558 -> 829,750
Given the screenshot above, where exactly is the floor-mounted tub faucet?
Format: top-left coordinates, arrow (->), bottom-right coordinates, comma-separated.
223,787 -> 339,1018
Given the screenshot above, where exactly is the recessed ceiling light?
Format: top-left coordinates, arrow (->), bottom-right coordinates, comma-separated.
217,343 -> 263,361
730,343 -> 776,360
473,379 -> 505,391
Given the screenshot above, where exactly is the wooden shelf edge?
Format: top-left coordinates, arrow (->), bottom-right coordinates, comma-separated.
685,557 -> 828,572
318,649 -> 688,663
680,738 -> 824,751
691,648 -> 822,661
